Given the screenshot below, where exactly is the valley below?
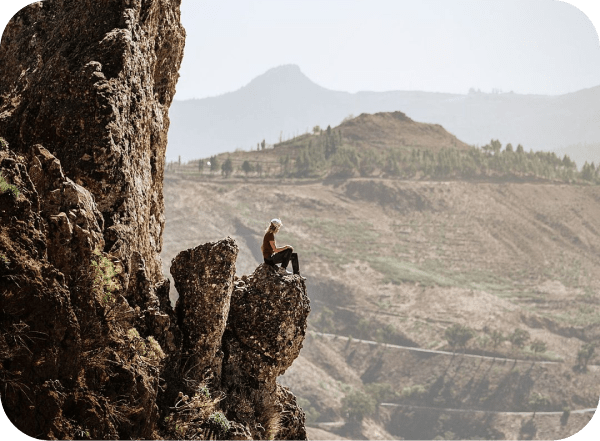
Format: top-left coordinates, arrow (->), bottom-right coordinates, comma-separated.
162,172 -> 600,440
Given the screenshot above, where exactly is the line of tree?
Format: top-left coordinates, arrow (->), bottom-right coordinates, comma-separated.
280,137 -> 599,184
190,136 -> 599,185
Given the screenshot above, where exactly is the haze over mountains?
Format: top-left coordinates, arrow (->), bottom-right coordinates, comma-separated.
168,64 -> 600,166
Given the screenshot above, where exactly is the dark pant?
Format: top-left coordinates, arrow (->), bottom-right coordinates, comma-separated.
265,248 -> 300,274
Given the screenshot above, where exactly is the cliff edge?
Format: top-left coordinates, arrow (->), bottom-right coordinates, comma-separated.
0,1 -> 308,439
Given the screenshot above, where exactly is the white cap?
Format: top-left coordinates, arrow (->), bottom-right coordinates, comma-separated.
271,218 -> 282,226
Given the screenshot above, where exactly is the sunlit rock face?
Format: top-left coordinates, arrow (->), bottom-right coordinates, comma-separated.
225,264 -> 310,383
0,1 -> 309,438
0,1 -> 185,438
0,0 -> 186,290
171,237 -> 239,380
1,136 -> 164,441
221,264 -> 310,440
170,255 -> 310,440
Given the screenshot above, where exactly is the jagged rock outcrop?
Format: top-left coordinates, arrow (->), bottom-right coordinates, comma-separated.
1,143 -> 162,439
0,1 -> 309,439
222,264 -> 309,440
171,238 -> 239,381
0,0 -> 184,438
170,250 -> 310,440
224,264 -> 310,383
0,0 -> 184,292
26,144 -> 106,280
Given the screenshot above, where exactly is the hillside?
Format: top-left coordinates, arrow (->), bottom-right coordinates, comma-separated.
162,174 -> 600,440
174,111 -> 598,184
336,111 -> 470,151
167,64 -> 600,166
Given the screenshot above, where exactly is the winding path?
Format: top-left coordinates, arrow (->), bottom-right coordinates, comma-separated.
313,332 -> 581,367
307,332 -> 598,424
379,402 -> 596,416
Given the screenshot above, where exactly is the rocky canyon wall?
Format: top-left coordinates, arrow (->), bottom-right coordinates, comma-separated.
0,1 -> 308,439
0,0 -> 184,289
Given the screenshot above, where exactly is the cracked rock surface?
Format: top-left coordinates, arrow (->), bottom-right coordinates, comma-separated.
0,1 -> 309,439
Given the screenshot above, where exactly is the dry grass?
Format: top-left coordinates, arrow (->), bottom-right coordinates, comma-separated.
162,175 -> 600,439
163,385 -> 225,439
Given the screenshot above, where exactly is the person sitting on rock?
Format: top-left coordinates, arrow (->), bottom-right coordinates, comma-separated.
262,218 -> 303,277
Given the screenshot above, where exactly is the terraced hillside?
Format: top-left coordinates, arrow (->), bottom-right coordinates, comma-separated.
161,173 -> 600,439
161,110 -> 599,439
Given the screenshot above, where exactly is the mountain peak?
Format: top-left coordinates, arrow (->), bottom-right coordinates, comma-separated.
244,64 -> 320,91
264,64 -> 303,76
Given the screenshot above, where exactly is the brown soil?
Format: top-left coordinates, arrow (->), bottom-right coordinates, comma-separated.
162,173 -> 600,439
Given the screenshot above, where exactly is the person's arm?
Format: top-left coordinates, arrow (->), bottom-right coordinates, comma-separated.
269,240 -> 292,253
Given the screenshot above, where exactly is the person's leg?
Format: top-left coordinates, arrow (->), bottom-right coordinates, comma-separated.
280,248 -> 292,268
271,248 -> 292,268
291,253 -> 300,275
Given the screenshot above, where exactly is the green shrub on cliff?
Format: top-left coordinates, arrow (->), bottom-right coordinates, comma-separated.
208,411 -> 231,432
91,249 -> 119,304
0,172 -> 20,199
163,386 -> 224,439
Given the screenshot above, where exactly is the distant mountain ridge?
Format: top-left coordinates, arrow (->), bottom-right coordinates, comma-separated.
168,64 -> 600,166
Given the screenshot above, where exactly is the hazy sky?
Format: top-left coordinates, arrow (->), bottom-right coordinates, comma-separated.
175,0 -> 600,99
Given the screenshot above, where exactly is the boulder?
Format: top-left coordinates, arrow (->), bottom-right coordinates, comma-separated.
171,237 -> 238,381
220,263 -> 310,440
224,263 -> 310,383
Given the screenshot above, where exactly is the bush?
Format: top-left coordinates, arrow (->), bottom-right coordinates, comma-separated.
196,385 -> 211,399
509,328 -> 530,353
164,386 -> 222,439
297,397 -> 320,425
315,307 -> 334,333
0,172 -> 20,198
529,339 -> 547,359
365,382 -> 396,402
91,249 -> 119,304
488,329 -> 506,352
577,343 -> 595,370
341,390 -> 376,422
241,160 -> 254,175
444,324 -> 475,352
528,392 -> 550,415
146,336 -> 165,361
375,324 -> 400,344
208,411 -> 230,432
401,384 -> 428,400
221,158 -> 233,177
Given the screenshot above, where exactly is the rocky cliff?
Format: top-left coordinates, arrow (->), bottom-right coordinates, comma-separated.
0,1 -> 309,439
